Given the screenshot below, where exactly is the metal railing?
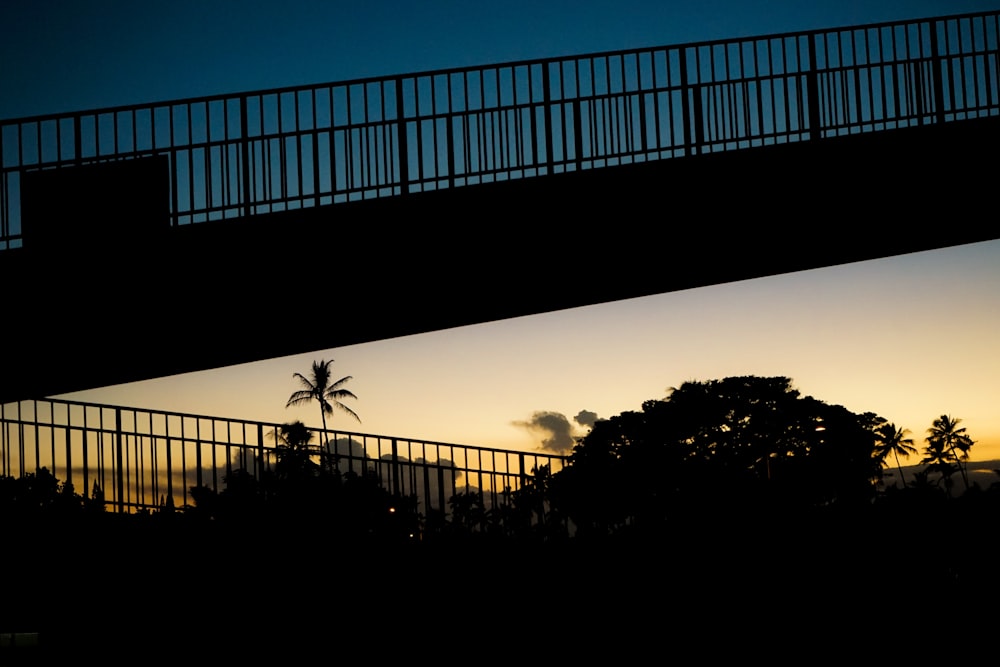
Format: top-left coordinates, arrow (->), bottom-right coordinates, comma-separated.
0,397 -> 567,516
2,10 -> 999,249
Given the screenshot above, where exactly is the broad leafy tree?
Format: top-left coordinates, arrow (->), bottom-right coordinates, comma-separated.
553,376 -> 886,535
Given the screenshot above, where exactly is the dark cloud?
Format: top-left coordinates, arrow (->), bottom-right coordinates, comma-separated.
330,437 -> 367,459
513,411 -> 575,454
574,410 -> 599,429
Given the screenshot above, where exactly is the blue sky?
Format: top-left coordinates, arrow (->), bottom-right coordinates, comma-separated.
5,1 -> 999,119
4,1 -> 1000,463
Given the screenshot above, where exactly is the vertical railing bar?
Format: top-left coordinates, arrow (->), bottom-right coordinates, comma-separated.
739,42 -> 750,143
378,81 -> 393,196
47,403 -> 56,472
695,47 -> 707,150
180,417 -> 188,508
428,76 -> 438,183
395,79 -> 409,193
32,400 -> 40,472
211,421 -> 218,490
461,73 -> 471,180
186,104 -> 195,219
344,85 -> 355,194
506,71 -> 515,173
518,67 -> 526,170
729,46 -> 739,144
329,88 -> 339,198
136,417 -> 143,509
81,407 -> 90,502
478,69 -> 488,175
293,91 -> 303,205
239,95 -> 252,216
53,115 -> 61,166
512,69 -> 520,171
604,56 -> 627,157
602,57 -> 611,158
863,30 -> 874,127
932,20 -> 947,124
586,58 -> 596,163
115,408 -> 124,513
94,112 -> 101,160
971,17 -> 983,111
840,31 -> 849,129
17,402 -> 25,479
651,52 -> 663,153
257,423 -> 265,483
752,41 -> 764,141
163,414 -> 172,509
222,101 -> 231,212
679,49 -> 692,154
716,46 -> 725,145
195,417 -> 203,490
446,76 -> 456,188
959,18 -> 970,115
379,83 -> 389,191
391,438 -> 400,497
493,69 -> 502,173
624,54 -> 633,156
781,38 -> 793,139
412,82 -> 423,189
877,28 -> 887,123
203,103 -> 213,215
892,30 -> 909,122
74,115 -> 82,165
820,33 -> 832,135
906,25 -> 916,122
852,31 -> 863,129
361,83 -> 371,193
992,15 -> 1000,107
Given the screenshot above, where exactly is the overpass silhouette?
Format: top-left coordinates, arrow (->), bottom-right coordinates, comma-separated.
2,10 -> 999,402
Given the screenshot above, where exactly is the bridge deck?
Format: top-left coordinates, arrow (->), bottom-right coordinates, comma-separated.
1,10 -> 999,400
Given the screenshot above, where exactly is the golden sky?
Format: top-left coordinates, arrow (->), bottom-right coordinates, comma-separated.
59,238 -> 1000,465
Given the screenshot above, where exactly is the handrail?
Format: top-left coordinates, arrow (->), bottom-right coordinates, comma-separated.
0,397 -> 569,515
2,10 -> 998,249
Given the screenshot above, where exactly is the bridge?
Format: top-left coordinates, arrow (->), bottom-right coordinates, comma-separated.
2,10 -> 1000,402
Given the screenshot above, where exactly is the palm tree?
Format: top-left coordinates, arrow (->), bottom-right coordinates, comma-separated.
271,420 -> 316,480
874,423 -> 917,489
923,414 -> 974,493
286,360 -> 361,443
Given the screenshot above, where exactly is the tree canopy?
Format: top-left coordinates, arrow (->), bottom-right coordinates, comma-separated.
551,376 -> 885,535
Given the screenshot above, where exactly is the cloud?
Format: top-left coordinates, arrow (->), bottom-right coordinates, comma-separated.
513,411 -> 576,454
330,437 -> 368,459
574,410 -> 599,429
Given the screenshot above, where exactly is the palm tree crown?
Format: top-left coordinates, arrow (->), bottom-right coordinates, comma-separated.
286,359 -> 360,438
923,414 -> 974,492
874,422 -> 916,489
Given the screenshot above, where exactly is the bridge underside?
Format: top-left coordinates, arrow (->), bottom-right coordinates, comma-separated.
3,116 -> 998,402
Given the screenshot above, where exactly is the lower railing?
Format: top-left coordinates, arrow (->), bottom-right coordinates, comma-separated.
0,398 -> 567,518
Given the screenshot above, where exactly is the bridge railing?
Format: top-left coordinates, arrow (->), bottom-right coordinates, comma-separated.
0,397 -> 568,517
1,10 -> 998,249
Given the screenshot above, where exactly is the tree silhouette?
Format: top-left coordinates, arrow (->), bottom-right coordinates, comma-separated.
286,359 -> 360,443
923,414 -> 974,493
272,420 -> 319,481
553,376 -> 886,535
874,422 -> 917,489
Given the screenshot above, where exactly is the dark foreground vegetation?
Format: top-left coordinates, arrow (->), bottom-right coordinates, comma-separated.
3,376 -> 999,661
